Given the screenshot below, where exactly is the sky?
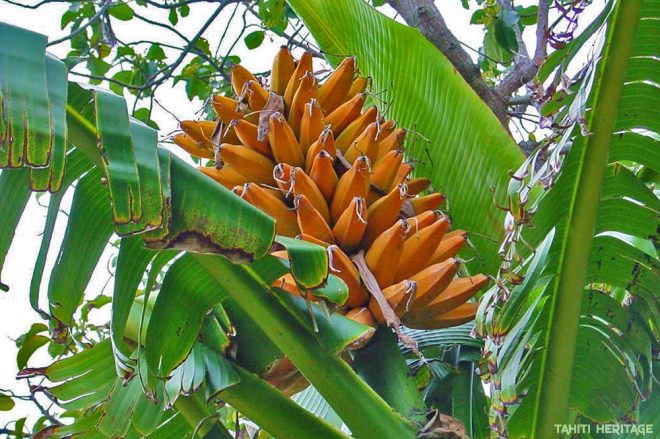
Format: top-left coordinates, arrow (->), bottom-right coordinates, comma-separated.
0,0 -> 602,431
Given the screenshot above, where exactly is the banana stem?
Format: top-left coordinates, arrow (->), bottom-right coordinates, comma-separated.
351,250 -> 400,331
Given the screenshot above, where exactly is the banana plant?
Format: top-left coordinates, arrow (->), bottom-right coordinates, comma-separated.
0,0 -> 520,434
476,0 -> 658,437
1,0 -> 655,436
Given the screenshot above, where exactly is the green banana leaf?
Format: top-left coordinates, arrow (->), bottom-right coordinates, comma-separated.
47,167 -> 115,325
479,0 -> 659,436
0,168 -> 31,291
29,149 -> 93,313
287,0 -> 524,274
0,24 -> 51,168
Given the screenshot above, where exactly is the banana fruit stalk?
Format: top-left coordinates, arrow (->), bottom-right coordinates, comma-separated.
173,47 -> 486,347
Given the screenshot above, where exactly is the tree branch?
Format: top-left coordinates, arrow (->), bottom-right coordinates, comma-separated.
2,0 -> 69,9
387,0 -> 509,127
46,0 -> 111,47
496,0 -> 549,97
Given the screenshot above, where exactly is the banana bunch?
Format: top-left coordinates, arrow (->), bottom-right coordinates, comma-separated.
174,47 -> 486,339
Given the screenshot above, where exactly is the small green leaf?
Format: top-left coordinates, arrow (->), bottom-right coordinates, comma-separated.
108,2 -> 134,21
17,334 -> 49,369
117,46 -> 135,57
168,8 -> 178,25
516,5 -> 538,26
494,18 -> 518,55
194,37 -> 211,55
470,9 -> 487,24
180,4 -> 190,17
88,56 -> 111,77
0,394 -> 14,411
133,108 -> 159,130
110,70 -> 133,94
61,9 -> 79,29
146,43 -> 166,61
244,30 -> 265,49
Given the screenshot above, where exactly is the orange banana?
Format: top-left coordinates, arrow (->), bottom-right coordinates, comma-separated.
231,64 -> 259,96
395,218 -> 450,281
369,280 -> 416,323
217,144 -> 276,186
284,51 -> 313,110
173,133 -> 213,159
199,166 -> 248,189
288,71 -> 318,136
328,245 -> 369,307
408,259 -> 460,310
377,128 -> 406,160
411,192 -> 446,215
270,46 -> 296,95
239,183 -> 299,237
345,76 -> 369,101
407,210 -> 442,234
332,197 -> 367,252
345,307 -> 376,327
244,80 -> 270,111
180,120 -> 216,149
330,155 -> 371,223
294,194 -> 335,244
267,112 -> 305,167
230,118 -> 271,157
404,303 -> 478,330
335,107 -> 379,152
406,178 -> 431,196
391,162 -> 413,187
317,56 -> 355,114
344,122 -> 379,164
305,127 -> 336,172
308,151 -> 338,202
376,120 -> 396,141
371,149 -> 404,193
430,232 -> 467,265
274,164 -> 330,223
419,274 -> 488,318
180,120 -> 240,148
362,185 -> 408,247
365,219 -> 410,289
325,93 -> 366,136
297,233 -> 331,248
299,98 -> 325,152
211,95 -> 243,124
